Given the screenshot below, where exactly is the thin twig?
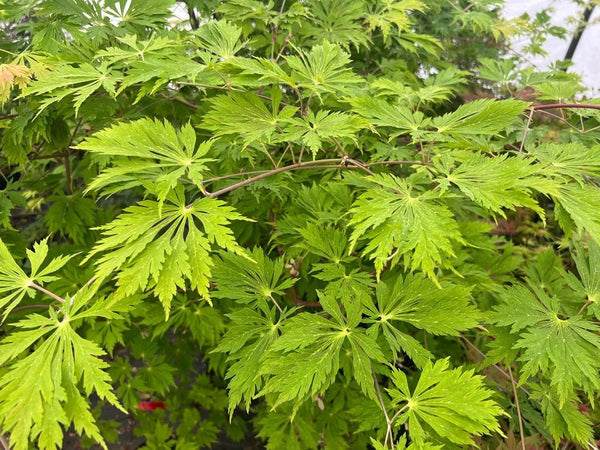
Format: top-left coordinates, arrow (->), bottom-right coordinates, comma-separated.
346,158 -> 374,175
27,281 -> 67,303
460,334 -> 532,396
9,304 -> 51,314
508,364 -> 526,450
69,118 -> 83,148
368,160 -> 432,167
200,158 -> 425,197
274,34 -> 292,62
298,143 -> 306,163
203,169 -> 276,184
260,142 -> 278,168
64,118 -> 82,195
0,433 -> 9,450
203,159 -> 347,197
519,108 -> 534,153
529,103 -> 600,111
167,95 -> 198,111
276,144 -> 290,168
303,91 -> 314,116
74,276 -> 97,299
372,368 -> 393,447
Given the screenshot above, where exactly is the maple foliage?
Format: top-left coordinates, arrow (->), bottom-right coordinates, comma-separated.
0,0 -> 599,449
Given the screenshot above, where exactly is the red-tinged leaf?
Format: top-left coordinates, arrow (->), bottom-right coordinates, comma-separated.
138,401 -> 166,411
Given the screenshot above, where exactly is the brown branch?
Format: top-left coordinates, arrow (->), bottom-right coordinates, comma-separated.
529,103 -> 600,111
346,157 -> 374,175
367,160 -> 432,167
203,159 -> 346,197
200,158 -> 426,198
168,95 -> 198,111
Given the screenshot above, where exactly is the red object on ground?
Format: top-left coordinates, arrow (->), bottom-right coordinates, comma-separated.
138,401 -> 166,411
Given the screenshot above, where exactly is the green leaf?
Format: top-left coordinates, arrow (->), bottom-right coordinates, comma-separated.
0,309 -> 122,450
95,34 -> 181,65
347,174 -> 463,279
301,0 -> 368,50
554,183 -> 600,242
0,237 -> 72,320
532,385 -> 593,445
282,110 -> 369,157
432,98 -> 528,137
201,92 -> 298,147
565,240 -> 600,320
492,285 -> 600,406
350,96 -> 429,137
365,0 -> 426,42
194,20 -> 245,61
371,273 -> 480,333
259,292 -> 385,409
76,118 -> 213,203
285,41 -> 363,98
531,142 -> 600,184
85,196 -> 249,316
212,248 -> 296,311
364,274 -> 480,367
437,153 -> 543,218
212,307 -> 285,415
44,194 -> 97,245
387,359 -> 504,446
229,57 -> 296,87
21,63 -> 120,115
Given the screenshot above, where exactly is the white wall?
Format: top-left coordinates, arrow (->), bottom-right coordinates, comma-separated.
503,0 -> 600,94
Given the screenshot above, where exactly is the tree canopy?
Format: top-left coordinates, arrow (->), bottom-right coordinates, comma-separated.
1,0 -> 599,448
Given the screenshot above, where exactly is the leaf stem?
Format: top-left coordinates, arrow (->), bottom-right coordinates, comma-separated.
0,433 -> 9,450
508,364 -> 526,450
27,281 -> 66,303
268,293 -> 283,313
519,108 -> 534,153
460,334 -> 531,396
578,298 -> 592,315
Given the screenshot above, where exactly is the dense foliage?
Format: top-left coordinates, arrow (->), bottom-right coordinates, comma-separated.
1,0 -> 599,448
